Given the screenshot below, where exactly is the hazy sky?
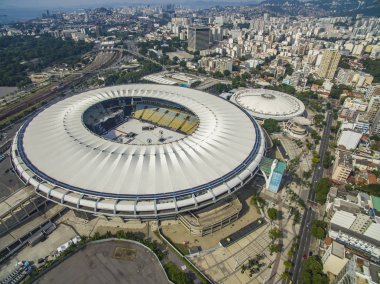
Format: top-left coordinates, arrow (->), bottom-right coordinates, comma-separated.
2,0 -> 255,9
3,0 -> 141,9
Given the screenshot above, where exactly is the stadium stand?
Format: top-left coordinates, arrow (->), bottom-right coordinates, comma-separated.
180,116 -> 199,134
131,103 -> 199,134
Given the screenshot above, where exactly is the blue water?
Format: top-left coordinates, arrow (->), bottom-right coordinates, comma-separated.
0,8 -> 44,24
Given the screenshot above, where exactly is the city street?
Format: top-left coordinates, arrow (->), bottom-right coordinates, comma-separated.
291,110 -> 333,283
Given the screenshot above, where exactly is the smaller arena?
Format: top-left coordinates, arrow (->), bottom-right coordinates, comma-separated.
230,88 -> 305,121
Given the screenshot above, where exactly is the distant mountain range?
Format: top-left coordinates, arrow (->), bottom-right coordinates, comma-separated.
253,0 -> 380,16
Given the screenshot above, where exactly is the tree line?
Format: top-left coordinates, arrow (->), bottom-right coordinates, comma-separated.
0,35 -> 94,87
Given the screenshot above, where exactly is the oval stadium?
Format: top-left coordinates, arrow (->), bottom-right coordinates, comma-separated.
230,88 -> 305,121
11,84 -> 265,219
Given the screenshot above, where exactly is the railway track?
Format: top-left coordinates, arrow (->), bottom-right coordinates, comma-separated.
0,50 -> 121,122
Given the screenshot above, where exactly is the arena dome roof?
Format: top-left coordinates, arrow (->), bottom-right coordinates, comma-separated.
12,84 -> 265,218
230,89 -> 305,121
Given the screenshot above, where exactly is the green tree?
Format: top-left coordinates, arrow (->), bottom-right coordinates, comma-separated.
172,56 -> 179,63
179,61 -> 187,68
323,151 -> 333,169
313,114 -> 325,128
263,119 -> 281,134
269,228 -> 283,241
362,58 -> 380,83
190,81 -> 201,88
312,156 -> 320,165
303,170 -> 312,179
164,262 -> 191,284
281,271 -> 291,280
232,75 -> 243,88
354,184 -> 380,197
214,83 -> 232,95
315,178 -> 331,204
284,63 -> 294,76
197,67 -> 207,74
251,195 -> 266,213
339,61 -> 350,69
293,209 -> 301,225
310,129 -> 321,144
301,256 -> 328,284
284,260 -> 294,269
269,244 -> 280,254
267,208 -> 279,220
241,72 -> 251,81
148,51 -> 158,60
223,69 -> 231,77
0,35 -> 94,86
330,84 -> 351,99
311,225 -> 326,240
267,84 -> 296,95
214,71 -> 224,78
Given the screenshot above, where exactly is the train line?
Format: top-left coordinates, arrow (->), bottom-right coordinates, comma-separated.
0,50 -> 121,122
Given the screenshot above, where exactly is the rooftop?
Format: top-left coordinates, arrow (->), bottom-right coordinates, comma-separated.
337,131 -> 362,150
230,88 -> 305,121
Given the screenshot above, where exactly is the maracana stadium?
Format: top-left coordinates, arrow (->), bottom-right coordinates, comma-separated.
11,84 -> 265,219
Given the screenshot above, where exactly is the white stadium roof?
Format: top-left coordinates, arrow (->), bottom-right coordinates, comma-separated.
230,88 -> 305,121
12,84 -> 265,218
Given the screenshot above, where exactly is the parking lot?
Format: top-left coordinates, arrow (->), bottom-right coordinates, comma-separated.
35,240 -> 170,284
0,219 -> 77,277
0,155 -> 24,199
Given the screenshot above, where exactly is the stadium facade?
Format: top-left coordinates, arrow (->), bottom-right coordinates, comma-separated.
11,84 -> 265,219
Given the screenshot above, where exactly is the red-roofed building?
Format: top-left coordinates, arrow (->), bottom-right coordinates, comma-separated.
368,173 -> 378,185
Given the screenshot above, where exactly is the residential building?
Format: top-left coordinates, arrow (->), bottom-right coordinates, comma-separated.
317,49 -> 341,80
343,98 -> 368,112
355,113 -> 370,134
371,110 -> 380,136
332,151 -> 353,183
367,96 -> 380,123
366,84 -> 380,100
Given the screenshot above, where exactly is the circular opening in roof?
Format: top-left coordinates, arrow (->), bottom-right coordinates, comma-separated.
261,93 -> 275,99
82,97 -> 199,145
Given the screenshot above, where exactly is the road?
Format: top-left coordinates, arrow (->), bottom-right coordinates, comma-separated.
122,40 -> 167,70
290,110 -> 332,283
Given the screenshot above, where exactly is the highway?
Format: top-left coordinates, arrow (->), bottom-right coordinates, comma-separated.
290,110 -> 333,283
120,40 -> 166,70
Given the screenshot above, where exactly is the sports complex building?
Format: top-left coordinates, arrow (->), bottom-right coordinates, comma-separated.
11,84 -> 265,219
230,88 -> 305,121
